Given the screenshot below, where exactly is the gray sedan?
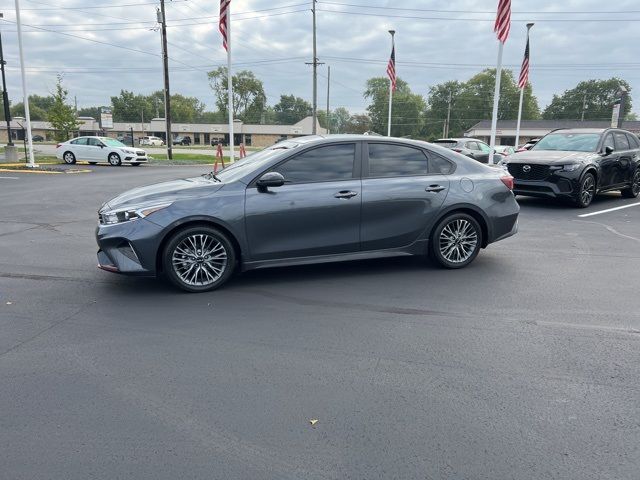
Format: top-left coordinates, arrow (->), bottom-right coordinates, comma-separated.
96,135 -> 519,292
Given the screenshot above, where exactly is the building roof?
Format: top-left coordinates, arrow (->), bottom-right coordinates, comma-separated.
467,119 -> 640,131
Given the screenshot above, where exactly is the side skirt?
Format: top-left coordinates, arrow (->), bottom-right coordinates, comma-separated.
241,240 -> 428,272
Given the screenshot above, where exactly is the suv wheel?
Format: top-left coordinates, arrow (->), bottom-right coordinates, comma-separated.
574,172 -> 596,208
163,226 -> 236,292
621,170 -> 640,198
430,213 -> 482,269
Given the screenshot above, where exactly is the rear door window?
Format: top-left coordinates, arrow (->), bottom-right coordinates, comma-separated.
274,144 -> 356,184
465,141 -> 479,151
71,138 -> 87,145
626,134 -> 639,149
614,132 -> 630,151
367,143 -> 428,177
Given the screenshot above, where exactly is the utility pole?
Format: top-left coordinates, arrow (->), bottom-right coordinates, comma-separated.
581,94 -> 587,122
157,1 -> 172,159
325,65 -> 330,134
306,1 -> 323,135
0,13 -> 14,147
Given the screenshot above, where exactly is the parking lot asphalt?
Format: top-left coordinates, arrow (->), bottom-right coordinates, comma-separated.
1,166 -> 639,480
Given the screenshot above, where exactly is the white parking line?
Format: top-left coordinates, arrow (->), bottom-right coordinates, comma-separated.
578,202 -> 640,218
0,176 -> 19,180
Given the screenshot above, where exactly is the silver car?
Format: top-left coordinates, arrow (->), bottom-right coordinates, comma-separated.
96,135 -> 519,292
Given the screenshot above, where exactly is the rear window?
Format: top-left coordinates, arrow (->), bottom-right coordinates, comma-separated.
433,140 -> 458,148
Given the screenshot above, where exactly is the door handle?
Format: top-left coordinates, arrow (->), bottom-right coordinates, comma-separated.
425,185 -> 445,193
334,190 -> 358,199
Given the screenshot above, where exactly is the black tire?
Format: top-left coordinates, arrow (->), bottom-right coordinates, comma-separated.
88,162 -> 97,165
163,226 -> 236,293
574,172 -> 596,208
430,213 -> 482,269
63,151 -> 76,164
131,163 -> 141,167
108,153 -> 122,167
621,169 -> 640,198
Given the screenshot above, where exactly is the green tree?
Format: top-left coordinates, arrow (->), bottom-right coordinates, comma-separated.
77,106 -> 101,119
207,67 -> 266,122
9,94 -> 55,121
48,76 -> 80,141
423,69 -> 540,139
344,114 -> 371,134
364,77 -> 426,137
329,107 -> 351,133
273,94 -> 311,125
111,90 -> 153,122
542,78 -> 632,121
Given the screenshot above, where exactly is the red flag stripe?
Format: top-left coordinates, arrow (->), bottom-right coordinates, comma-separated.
219,0 -> 230,51
517,35 -> 530,88
387,45 -> 396,92
494,0 -> 511,43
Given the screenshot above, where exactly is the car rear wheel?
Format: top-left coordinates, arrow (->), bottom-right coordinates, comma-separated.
621,170 -> 640,198
430,213 -> 482,269
63,151 -> 76,164
163,226 -> 236,292
574,172 -> 596,208
108,153 -> 122,166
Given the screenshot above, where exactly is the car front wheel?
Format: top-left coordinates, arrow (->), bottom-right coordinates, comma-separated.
621,170 -> 640,198
430,213 -> 482,269
574,172 -> 596,208
63,151 -> 76,164
108,153 -> 122,166
163,226 -> 236,292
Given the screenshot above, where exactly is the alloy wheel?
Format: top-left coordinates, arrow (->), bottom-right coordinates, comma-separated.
581,175 -> 595,205
438,218 -> 478,264
171,234 -> 228,287
633,172 -> 640,196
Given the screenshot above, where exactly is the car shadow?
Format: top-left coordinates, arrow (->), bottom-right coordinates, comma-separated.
515,191 -> 624,210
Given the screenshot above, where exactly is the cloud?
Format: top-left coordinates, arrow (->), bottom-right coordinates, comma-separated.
1,0 -> 638,116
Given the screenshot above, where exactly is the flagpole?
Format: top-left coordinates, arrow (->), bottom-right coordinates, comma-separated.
387,30 -> 395,137
14,0 -> 36,168
226,4 -> 234,161
515,87 -> 524,148
514,23 -> 533,149
488,40 -> 503,166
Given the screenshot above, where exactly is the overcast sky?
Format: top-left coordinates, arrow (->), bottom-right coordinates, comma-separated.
1,0 -> 639,118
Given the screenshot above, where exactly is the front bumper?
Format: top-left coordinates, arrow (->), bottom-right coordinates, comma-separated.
95,218 -> 164,275
513,171 -> 581,199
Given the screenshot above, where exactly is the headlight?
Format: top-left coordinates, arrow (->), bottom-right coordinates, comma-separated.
100,202 -> 172,225
560,163 -> 581,172
122,149 -> 135,154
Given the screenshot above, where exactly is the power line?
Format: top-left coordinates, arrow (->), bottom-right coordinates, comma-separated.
20,0 -> 189,10
317,1 -> 640,15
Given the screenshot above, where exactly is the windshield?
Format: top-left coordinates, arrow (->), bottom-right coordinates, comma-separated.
532,133 -> 600,152
102,138 -> 127,147
213,142 -> 300,183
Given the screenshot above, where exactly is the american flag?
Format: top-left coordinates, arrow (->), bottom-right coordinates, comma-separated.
494,0 -> 511,43
219,0 -> 230,51
517,34 -> 530,89
387,44 -> 396,92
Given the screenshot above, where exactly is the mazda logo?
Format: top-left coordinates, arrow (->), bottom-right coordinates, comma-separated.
523,165 -> 531,173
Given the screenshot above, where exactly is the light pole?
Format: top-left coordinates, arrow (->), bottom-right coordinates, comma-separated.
0,13 -> 13,148
514,22 -> 534,149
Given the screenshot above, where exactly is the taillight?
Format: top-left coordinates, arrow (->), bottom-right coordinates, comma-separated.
500,175 -> 514,190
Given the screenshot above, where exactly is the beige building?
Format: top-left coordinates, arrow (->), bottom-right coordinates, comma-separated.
1,116 -> 326,147
465,120 -> 640,146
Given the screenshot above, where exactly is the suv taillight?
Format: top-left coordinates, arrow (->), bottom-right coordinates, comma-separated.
500,175 -> 514,190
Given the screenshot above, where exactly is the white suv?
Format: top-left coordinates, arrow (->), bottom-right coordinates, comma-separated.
139,136 -> 165,146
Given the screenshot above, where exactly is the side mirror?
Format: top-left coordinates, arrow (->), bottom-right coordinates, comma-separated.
256,171 -> 285,189
603,146 -> 614,156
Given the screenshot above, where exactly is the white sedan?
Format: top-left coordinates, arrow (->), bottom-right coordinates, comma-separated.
56,136 -> 149,166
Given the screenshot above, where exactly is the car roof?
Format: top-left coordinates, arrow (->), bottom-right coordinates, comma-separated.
549,128 -> 607,134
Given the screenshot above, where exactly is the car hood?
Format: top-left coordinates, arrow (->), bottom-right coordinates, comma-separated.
505,150 -> 598,165
101,176 -> 224,212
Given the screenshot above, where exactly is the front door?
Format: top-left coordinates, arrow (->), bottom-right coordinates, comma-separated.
361,142 -> 450,250
86,137 -> 104,161
245,143 -> 362,261
599,133 -> 619,188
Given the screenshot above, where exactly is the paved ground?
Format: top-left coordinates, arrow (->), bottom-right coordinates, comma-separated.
1,166 -> 639,480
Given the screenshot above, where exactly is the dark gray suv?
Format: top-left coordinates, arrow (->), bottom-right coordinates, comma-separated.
96,135 -> 519,292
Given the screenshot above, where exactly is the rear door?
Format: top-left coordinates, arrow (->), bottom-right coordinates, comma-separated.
360,142 -> 450,251
614,132 -> 633,185
244,142 -> 362,261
